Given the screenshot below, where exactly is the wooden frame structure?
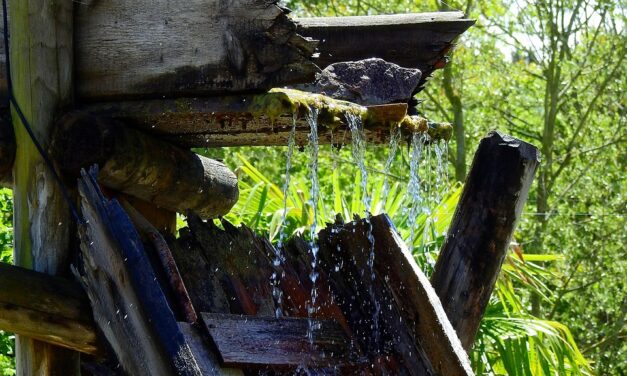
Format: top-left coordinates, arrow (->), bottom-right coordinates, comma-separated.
0,1 -> 543,375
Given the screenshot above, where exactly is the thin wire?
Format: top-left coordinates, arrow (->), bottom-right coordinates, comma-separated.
2,0 -> 84,224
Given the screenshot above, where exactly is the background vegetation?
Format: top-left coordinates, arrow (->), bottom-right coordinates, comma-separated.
0,0 -> 624,374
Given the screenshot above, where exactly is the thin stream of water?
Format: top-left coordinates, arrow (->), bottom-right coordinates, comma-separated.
346,113 -> 380,353
306,107 -> 321,345
272,113 -> 298,318
380,126 -> 402,210
407,133 -> 427,248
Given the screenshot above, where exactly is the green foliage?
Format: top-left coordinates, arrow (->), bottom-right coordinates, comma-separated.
0,188 -> 14,375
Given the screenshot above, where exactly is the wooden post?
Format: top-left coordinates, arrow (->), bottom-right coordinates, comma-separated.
430,131 -> 539,350
7,0 -> 79,374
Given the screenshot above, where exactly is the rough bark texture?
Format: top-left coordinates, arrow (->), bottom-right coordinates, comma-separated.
51,112 -> 239,218
73,0 -> 317,100
296,12 -> 474,93
0,263 -> 98,355
76,167 -> 203,376
430,131 -> 539,350
7,0 -> 80,373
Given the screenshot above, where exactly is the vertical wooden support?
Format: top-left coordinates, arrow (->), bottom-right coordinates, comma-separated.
430,131 -> 539,350
7,0 -> 78,374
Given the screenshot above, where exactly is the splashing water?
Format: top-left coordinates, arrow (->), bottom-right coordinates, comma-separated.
272,113 -> 298,318
306,107 -> 321,345
380,126 -> 402,210
346,113 -> 380,353
407,133 -> 427,248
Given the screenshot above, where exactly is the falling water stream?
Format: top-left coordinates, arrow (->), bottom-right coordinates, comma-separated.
272,113 -> 298,318
380,126 -> 402,209
407,133 -> 427,249
306,107 -> 321,345
346,113 -> 380,353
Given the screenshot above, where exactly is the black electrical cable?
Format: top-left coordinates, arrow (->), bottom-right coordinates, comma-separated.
2,0 -> 84,224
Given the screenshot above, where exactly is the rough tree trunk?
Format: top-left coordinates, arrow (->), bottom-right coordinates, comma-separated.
7,0 -> 80,374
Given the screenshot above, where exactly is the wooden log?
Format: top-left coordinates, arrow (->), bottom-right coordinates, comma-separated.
201,313 -> 356,368
0,262 -> 99,355
296,12 -> 475,92
74,0 -> 317,100
76,166 -> 203,376
7,0 -> 81,373
430,131 -> 539,350
51,112 -> 239,219
81,90 -> 452,148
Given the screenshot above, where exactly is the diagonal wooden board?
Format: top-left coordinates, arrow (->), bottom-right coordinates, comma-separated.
319,214 -> 475,376
200,313 -> 360,368
76,166 -> 204,376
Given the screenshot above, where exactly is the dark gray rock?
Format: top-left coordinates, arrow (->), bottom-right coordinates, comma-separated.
311,58 -> 422,106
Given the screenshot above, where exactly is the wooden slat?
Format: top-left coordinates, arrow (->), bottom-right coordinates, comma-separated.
77,166 -> 203,376
319,215 -> 475,375
0,263 -> 99,355
81,91 -> 451,148
201,313 -> 356,368
431,131 -> 539,350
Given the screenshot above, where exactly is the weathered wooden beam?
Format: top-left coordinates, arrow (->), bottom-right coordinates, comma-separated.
77,167 -> 203,376
201,313 -> 356,368
51,112 -> 239,219
82,89 -> 451,148
0,262 -> 99,355
320,214 -> 474,376
7,0 -> 81,373
75,0 -> 317,100
430,131 -> 539,350
0,8 -> 473,104
296,12 -> 475,92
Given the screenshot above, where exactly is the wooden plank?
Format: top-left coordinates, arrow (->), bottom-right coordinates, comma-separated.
7,0 -> 80,373
77,166 -> 203,376
0,263 -> 99,355
81,91 -> 451,148
430,131 -> 539,350
296,12 -> 475,92
200,313 -> 355,368
319,216 -> 447,375
369,214 -> 474,376
52,112 -> 239,218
